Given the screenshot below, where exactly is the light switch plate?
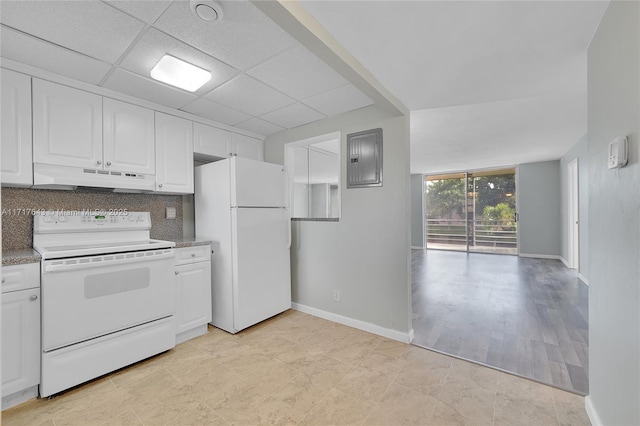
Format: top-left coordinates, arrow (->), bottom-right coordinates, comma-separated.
166,207 -> 176,219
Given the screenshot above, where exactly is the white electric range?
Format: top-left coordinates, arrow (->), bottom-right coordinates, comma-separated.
33,211 -> 176,397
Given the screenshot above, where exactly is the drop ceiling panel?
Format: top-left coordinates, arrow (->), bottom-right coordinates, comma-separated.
103,68 -> 197,109
0,0 -> 145,63
0,26 -> 112,85
119,28 -> 238,95
235,118 -> 284,136
154,0 -> 296,70
180,98 -> 251,126
247,45 -> 348,99
303,84 -> 374,117
260,103 -> 326,129
102,0 -> 173,24
205,74 -> 295,117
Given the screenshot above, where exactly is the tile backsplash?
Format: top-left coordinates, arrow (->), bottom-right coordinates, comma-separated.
1,188 -> 183,250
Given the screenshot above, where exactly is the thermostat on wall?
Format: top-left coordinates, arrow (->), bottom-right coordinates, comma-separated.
608,136 -> 628,169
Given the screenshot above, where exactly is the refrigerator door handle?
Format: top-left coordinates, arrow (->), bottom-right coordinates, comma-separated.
284,169 -> 292,249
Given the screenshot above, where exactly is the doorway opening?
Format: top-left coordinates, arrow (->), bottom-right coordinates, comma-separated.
424,168 -> 517,255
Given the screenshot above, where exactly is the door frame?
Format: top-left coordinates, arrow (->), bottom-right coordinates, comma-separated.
567,159 -> 579,270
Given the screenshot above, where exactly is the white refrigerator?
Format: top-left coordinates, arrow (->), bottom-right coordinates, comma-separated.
194,157 -> 291,334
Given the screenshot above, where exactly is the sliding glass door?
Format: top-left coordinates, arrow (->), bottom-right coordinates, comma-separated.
425,168 -> 517,254
424,173 -> 467,251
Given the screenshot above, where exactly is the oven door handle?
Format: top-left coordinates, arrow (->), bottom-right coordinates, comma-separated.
43,250 -> 175,273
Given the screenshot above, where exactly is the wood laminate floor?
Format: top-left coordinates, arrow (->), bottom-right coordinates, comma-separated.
412,249 -> 589,395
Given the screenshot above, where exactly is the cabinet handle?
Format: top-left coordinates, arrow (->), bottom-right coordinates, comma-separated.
191,253 -> 196,257
175,271 -> 179,275
158,184 -> 163,188
1,278 -> 5,284
97,160 -> 102,165
106,161 -> 112,166
29,295 -> 38,301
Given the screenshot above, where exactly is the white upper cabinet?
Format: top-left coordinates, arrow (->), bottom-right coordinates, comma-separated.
155,112 -> 193,194
1,69 -> 32,186
33,79 -> 102,169
233,133 -> 263,161
103,98 -> 155,175
193,122 -> 231,160
193,122 -> 263,162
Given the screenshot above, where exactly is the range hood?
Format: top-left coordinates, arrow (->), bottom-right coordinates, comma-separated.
33,163 -> 155,192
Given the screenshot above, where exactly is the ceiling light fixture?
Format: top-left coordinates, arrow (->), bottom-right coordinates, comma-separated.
150,54 -> 211,92
190,0 -> 223,22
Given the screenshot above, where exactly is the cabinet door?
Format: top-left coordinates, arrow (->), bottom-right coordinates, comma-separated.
175,261 -> 212,335
103,98 -> 155,175
155,112 -> 194,194
233,133 -> 264,161
1,288 -> 41,397
33,79 -> 102,169
194,122 -> 231,159
1,70 -> 32,186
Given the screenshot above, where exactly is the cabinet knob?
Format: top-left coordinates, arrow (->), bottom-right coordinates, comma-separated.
106,161 -> 112,166
158,184 -> 163,188
1,278 -> 5,284
97,160 -> 102,165
29,295 -> 38,301
175,271 -> 179,275
191,253 -> 196,257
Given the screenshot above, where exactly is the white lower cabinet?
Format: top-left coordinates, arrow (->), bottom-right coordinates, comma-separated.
1,263 -> 41,409
174,245 -> 212,344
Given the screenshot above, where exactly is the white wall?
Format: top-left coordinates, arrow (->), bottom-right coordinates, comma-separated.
264,105 -> 412,338
410,174 -> 424,248
559,134 -> 589,278
517,160 -> 561,257
587,2 -> 640,425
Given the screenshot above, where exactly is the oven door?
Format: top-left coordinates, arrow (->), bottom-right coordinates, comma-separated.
41,249 -> 175,352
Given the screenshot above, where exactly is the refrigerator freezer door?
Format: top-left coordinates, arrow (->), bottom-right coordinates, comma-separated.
230,157 -> 287,208
231,207 -> 291,332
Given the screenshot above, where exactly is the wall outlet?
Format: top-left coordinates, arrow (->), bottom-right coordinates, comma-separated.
166,207 -> 176,219
333,290 -> 340,301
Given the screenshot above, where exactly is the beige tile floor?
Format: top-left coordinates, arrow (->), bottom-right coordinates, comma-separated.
2,310 -> 590,426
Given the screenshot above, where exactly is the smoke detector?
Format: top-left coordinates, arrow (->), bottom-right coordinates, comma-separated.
190,0 -> 223,22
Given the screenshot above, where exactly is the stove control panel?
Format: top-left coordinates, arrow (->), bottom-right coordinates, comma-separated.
34,211 -> 152,233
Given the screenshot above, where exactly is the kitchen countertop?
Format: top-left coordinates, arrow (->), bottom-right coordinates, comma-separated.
2,248 -> 42,266
172,238 -> 212,249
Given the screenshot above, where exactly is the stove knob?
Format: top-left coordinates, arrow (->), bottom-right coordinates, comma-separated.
128,215 -> 136,222
43,216 -> 53,223
137,215 -> 145,222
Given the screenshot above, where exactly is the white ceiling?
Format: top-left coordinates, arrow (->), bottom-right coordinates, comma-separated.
299,0 -> 609,173
0,0 -> 374,136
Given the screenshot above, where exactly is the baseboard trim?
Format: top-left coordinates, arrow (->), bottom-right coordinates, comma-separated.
411,246 -> 425,250
560,256 -> 570,268
1,385 -> 38,410
291,303 -> 413,343
519,253 -> 562,260
578,273 -> 589,286
585,395 -> 603,426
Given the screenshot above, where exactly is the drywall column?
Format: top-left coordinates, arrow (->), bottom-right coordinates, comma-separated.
586,1 -> 640,425
264,105 -> 412,340
410,174 -> 424,249
559,134 -> 589,280
517,160 -> 561,257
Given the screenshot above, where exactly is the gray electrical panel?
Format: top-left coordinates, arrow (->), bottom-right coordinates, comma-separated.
347,128 -> 383,188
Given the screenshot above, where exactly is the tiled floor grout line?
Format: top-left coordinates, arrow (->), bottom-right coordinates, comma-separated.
492,368 -> 498,426
551,390 -> 562,426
